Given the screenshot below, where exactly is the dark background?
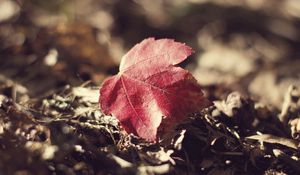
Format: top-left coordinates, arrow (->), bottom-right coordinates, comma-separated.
1,0 -> 300,108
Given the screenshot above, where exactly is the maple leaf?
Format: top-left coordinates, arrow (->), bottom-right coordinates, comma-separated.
99,38 -> 210,141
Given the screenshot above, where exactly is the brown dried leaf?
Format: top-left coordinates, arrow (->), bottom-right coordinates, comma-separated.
246,134 -> 299,149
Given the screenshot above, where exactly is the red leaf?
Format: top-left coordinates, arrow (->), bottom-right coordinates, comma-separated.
99,38 -> 210,141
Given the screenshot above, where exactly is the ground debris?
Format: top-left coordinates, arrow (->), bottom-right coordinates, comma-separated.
1,84 -> 300,174
2,1 -> 300,174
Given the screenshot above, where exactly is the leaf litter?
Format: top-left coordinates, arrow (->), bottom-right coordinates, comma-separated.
2,1 -> 300,174
2,81 -> 300,174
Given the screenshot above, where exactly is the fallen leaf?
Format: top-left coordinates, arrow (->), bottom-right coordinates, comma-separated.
246,134 -> 299,149
99,38 -> 210,141
34,23 -> 116,70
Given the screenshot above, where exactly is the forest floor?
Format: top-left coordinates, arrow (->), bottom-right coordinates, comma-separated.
1,1 -> 300,174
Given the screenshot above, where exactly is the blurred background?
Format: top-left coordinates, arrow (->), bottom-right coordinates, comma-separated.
1,0 -> 300,109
